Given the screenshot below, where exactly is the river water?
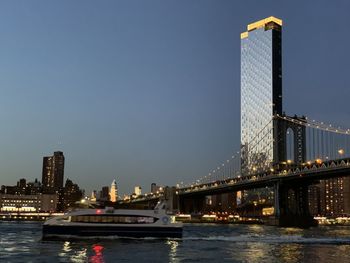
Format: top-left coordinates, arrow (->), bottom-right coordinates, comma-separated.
1,221 -> 350,262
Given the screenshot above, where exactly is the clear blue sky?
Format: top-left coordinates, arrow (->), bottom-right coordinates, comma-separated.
0,0 -> 349,196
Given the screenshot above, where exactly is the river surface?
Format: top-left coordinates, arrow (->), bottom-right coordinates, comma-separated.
1,221 -> 350,262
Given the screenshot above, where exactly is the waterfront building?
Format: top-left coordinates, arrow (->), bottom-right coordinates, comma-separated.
0,193 -> 58,212
63,179 -> 83,210
25,179 -> 42,195
0,176 -> 83,213
123,194 -> 130,201
308,177 -> 350,217
308,185 -> 321,215
110,180 -> 118,202
205,193 -> 236,213
134,186 -> 142,197
344,177 -> 350,214
240,16 -> 282,173
98,186 -> 110,202
90,191 -> 97,202
319,177 -> 350,216
151,183 -> 157,193
42,151 -> 65,193
1,179 -> 41,196
16,178 -> 27,195
151,183 -> 162,194
0,185 -> 16,195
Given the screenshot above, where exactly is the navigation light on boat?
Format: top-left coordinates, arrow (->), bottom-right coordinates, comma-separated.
96,209 -> 102,214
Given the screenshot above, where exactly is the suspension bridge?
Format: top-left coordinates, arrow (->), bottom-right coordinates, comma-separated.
123,114 -> 350,227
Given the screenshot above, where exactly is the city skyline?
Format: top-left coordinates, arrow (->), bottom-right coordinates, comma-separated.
1,1 -> 350,195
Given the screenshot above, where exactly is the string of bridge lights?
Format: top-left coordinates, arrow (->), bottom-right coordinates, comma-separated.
177,150 -> 241,188
275,114 -> 350,135
178,116 -> 350,189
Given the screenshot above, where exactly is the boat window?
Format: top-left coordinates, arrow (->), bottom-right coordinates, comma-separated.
90,216 -> 101,223
56,216 -> 69,222
70,215 -> 158,224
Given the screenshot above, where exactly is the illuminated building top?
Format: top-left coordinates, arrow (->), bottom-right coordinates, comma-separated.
241,16 -> 282,39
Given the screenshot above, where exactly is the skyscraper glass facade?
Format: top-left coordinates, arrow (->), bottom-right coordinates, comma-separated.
240,17 -> 282,174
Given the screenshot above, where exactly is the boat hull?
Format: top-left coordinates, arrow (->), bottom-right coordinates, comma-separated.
42,224 -> 182,240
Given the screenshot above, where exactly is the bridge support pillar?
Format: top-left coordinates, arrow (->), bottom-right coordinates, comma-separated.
266,181 -> 317,228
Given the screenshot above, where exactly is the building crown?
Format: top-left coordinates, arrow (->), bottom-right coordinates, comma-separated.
241,16 -> 282,39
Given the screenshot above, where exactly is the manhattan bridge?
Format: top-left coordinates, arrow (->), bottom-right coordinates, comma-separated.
123,17 -> 350,227
127,114 -> 350,227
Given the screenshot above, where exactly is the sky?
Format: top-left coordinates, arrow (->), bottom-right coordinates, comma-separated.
0,0 -> 349,196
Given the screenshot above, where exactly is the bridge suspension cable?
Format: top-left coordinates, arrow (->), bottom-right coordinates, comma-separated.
276,114 -> 350,165
275,114 -> 350,135
181,115 -> 350,188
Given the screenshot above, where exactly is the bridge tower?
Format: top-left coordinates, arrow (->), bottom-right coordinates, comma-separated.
274,114 -> 307,168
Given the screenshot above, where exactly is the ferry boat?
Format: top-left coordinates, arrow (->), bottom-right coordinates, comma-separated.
42,203 -> 182,240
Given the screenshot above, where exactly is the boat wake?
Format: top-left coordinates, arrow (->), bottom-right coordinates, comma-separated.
183,234 -> 350,244
42,234 -> 350,244
42,234 -> 182,241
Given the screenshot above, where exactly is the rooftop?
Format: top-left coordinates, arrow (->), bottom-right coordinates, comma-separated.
241,16 -> 282,39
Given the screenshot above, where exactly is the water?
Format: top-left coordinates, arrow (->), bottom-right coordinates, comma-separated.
1,222 -> 350,262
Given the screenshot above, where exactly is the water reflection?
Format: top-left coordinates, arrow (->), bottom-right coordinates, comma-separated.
306,245 -> 343,263
58,241 -> 72,257
246,224 -> 265,233
282,227 -> 304,236
58,241 -> 88,262
277,244 -> 303,263
90,244 -> 105,263
322,226 -> 350,237
167,240 -> 179,263
233,242 -> 268,263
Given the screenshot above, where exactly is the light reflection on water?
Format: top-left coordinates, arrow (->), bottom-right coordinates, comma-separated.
56,240 -> 177,262
277,244 -> 303,263
59,241 -> 88,262
57,241 -> 107,262
2,222 -> 350,262
231,242 -> 268,263
90,244 -> 105,263
167,240 -> 179,263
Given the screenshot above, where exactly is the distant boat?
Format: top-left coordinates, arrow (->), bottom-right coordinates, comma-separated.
42,202 -> 182,240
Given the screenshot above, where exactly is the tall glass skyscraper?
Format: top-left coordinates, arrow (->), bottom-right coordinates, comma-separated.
240,17 -> 283,174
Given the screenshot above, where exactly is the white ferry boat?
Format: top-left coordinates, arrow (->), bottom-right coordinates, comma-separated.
42,203 -> 182,240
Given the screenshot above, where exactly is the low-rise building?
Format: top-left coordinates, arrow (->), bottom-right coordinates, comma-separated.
0,193 -> 58,212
